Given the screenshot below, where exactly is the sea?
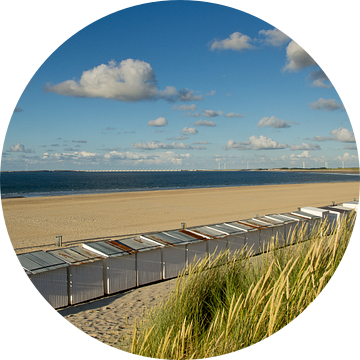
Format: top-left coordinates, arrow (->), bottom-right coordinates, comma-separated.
0,170 -> 359,199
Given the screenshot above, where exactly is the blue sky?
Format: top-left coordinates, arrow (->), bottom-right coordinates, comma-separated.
1,0 -> 358,171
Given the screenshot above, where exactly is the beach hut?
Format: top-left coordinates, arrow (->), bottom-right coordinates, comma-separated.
342,200 -> 358,211
81,240 -> 136,295
207,223 -> 246,258
115,236 -> 164,286
164,229 -> 208,267
17,250 -> 69,309
238,219 -> 274,254
48,246 -> 105,305
186,226 -> 229,261
141,232 -> 187,280
225,221 -> 261,256
264,214 -> 299,245
290,211 -> 322,239
252,216 -> 287,248
209,223 -> 246,252
319,205 -> 353,231
300,207 -> 331,234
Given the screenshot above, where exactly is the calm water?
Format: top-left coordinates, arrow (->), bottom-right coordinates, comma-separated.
0,170 -> 359,198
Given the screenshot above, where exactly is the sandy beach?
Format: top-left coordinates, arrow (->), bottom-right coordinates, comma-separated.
2,181 -> 359,351
2,181 -> 359,254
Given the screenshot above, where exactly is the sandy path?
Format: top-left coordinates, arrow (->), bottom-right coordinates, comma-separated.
58,278 -> 178,348
2,182 -> 359,254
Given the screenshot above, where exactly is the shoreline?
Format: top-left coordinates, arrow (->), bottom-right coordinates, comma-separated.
1,175 -> 359,199
2,181 -> 359,254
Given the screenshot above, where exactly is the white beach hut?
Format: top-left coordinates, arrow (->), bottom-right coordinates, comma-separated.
225,221 -> 261,256
116,236 -> 164,286
300,207 -> 331,233
264,214 -> 299,245
17,250 -> 69,309
81,240 -> 137,295
254,216 -> 287,247
238,219 -> 274,254
48,246 -> 105,305
290,211 -> 322,239
319,205 -> 353,231
141,232 -> 187,280
207,223 -> 246,258
342,200 -> 358,211
164,229 -> 208,267
186,226 -> 229,261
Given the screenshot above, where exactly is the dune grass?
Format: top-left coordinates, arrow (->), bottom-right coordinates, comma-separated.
118,213 -> 355,359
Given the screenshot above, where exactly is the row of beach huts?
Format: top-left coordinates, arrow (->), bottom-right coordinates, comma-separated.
17,201 -> 358,309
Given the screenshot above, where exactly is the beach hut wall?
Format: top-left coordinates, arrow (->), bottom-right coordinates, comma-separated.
141,233 -> 187,280
238,219 -> 274,254
319,205 -> 353,231
254,216 -> 287,247
207,224 -> 246,258
48,246 -> 105,305
290,211 -> 322,239
17,250 -> 69,309
81,240 -> 137,295
225,221 -> 261,256
342,201 -> 358,211
117,236 -> 163,286
164,230 -> 208,267
186,226 -> 228,261
265,214 -> 299,245
300,207 -> 331,234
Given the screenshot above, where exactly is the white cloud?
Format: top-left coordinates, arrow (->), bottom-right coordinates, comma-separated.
224,139 -> 252,150
307,135 -> 333,142
257,116 -> 290,128
290,142 -> 321,150
249,135 -> 288,150
331,127 -> 356,142
202,110 -> 223,117
307,69 -> 332,88
131,141 -> 204,150
224,113 -> 244,118
8,142 -> 34,153
290,151 -> 311,160
181,127 -> 198,135
335,152 -> 358,162
46,59 -> 204,103
9,142 -> 25,152
258,28 -> 290,47
42,151 -> 99,161
344,144 -> 357,150
283,41 -> 316,72
210,32 -> 254,52
104,150 -> 192,165
184,111 -> 201,117
310,98 -> 345,111
225,136 -> 288,150
194,119 -> 216,127
172,104 -> 197,111
147,117 -> 168,127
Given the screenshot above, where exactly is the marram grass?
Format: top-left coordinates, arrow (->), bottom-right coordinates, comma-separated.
118,213 -> 355,359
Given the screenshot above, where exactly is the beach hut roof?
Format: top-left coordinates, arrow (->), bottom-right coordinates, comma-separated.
163,229 -> 207,244
187,225 -> 228,238
115,236 -> 164,252
48,246 -> 105,265
264,214 -> 294,223
291,210 -> 321,220
17,250 -> 68,275
141,232 -> 184,246
82,240 -> 134,257
207,223 -> 246,235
